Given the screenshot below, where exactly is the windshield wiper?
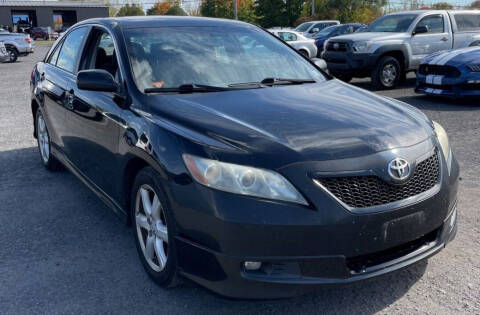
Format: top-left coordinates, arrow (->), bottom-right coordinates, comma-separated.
144,84 -> 230,94
260,77 -> 317,86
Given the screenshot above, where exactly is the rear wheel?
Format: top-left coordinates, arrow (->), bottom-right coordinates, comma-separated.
35,109 -> 63,171
372,56 -> 402,89
299,49 -> 309,58
6,46 -> 17,63
131,167 -> 179,288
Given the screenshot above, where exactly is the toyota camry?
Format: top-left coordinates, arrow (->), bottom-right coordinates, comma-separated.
30,17 -> 459,299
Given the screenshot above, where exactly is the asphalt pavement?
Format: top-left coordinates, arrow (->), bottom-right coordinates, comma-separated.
0,45 -> 479,314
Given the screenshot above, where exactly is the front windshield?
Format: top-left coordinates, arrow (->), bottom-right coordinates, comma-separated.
313,25 -> 337,38
295,22 -> 313,32
125,26 -> 325,92
368,14 -> 418,32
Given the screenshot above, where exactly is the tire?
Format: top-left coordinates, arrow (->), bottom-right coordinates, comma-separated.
44,35 -> 49,40
335,74 -> 353,83
35,108 -> 63,171
299,49 -> 309,58
131,167 -> 179,288
6,47 -> 17,63
372,56 -> 402,89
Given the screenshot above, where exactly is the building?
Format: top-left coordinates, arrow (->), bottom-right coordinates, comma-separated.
0,1 -> 108,31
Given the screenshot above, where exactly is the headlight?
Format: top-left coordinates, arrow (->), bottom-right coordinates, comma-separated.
352,41 -> 372,53
433,121 -> 452,174
183,154 -> 308,205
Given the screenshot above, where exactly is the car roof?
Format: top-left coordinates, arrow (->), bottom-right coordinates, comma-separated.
78,16 -> 251,29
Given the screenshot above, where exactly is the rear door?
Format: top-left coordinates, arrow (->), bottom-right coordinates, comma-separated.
40,26 -> 89,153
409,14 -> 452,67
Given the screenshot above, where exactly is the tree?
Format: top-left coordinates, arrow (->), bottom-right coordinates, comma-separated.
166,5 -> 187,16
238,0 -> 259,24
147,2 -> 172,15
471,0 -> 480,8
200,0 -> 216,17
431,2 -> 453,9
256,0 -> 287,28
117,3 -> 145,16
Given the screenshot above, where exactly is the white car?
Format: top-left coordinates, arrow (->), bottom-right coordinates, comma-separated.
0,41 -> 9,62
294,20 -> 340,38
269,29 -> 318,58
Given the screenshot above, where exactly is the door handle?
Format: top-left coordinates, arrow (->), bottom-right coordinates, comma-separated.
441,37 -> 448,42
64,89 -> 74,110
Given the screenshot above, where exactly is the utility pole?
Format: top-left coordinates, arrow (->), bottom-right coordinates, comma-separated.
233,0 -> 238,20
311,0 -> 315,15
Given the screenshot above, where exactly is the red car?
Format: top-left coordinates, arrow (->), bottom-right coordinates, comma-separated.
30,27 -> 58,40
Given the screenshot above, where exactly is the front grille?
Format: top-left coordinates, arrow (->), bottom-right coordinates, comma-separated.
326,41 -> 348,52
346,227 -> 439,274
468,64 -> 480,72
418,64 -> 461,77
316,152 -> 440,208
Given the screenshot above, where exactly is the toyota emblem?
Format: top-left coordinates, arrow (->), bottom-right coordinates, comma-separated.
388,158 -> 411,181
333,43 -> 340,50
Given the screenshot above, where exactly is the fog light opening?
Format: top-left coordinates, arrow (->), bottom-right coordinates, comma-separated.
244,261 -> 262,271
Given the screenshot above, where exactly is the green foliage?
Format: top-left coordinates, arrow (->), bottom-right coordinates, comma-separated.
116,3 -> 145,16
256,0 -> 287,28
147,2 -> 173,15
200,0 -> 216,17
472,0 -> 480,8
166,6 -> 188,16
238,0 -> 260,24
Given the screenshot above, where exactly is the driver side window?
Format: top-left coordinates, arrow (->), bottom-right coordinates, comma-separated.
416,15 -> 445,34
80,29 -> 120,83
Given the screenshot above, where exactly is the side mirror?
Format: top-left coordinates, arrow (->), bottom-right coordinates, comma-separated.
312,58 -> 328,72
311,27 -> 320,33
77,69 -> 117,92
413,25 -> 428,35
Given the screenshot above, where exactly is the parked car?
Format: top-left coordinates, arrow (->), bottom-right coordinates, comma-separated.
314,24 -> 366,57
294,20 -> 340,38
30,27 -> 58,40
323,10 -> 480,88
31,17 -> 458,299
0,41 -> 10,62
415,46 -> 480,97
0,31 -> 34,62
269,29 -> 318,58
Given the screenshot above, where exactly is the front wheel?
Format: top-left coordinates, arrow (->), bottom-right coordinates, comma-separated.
372,56 -> 402,89
131,167 -> 179,288
299,49 -> 309,58
335,74 -> 353,83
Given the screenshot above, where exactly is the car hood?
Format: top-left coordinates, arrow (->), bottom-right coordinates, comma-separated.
147,80 -> 432,167
332,32 -> 409,42
423,46 -> 480,67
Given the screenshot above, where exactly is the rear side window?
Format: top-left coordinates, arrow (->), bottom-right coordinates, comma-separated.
57,27 -> 88,73
416,15 -> 444,33
455,14 -> 480,31
278,32 -> 297,41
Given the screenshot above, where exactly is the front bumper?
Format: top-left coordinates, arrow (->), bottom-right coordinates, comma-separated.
416,72 -> 480,98
171,141 -> 459,299
323,50 -> 379,77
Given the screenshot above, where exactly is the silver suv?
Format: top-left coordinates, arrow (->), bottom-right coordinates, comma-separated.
323,10 -> 480,88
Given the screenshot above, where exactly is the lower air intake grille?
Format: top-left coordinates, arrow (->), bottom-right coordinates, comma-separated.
316,152 -> 440,208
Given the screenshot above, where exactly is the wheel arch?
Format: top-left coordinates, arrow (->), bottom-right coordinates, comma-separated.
123,156 -> 151,225
31,99 -> 40,138
376,50 -> 407,72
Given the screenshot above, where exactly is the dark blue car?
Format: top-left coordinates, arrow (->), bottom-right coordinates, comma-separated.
416,47 -> 480,98
314,23 -> 365,57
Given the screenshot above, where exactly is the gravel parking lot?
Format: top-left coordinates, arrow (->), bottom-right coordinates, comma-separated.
0,45 -> 479,314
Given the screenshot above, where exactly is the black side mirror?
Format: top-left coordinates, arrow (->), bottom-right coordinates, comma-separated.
413,25 -> 428,35
77,69 -> 117,92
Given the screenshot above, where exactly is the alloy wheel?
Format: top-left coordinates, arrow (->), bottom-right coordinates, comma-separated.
381,63 -> 397,87
37,114 -> 50,163
135,184 -> 169,272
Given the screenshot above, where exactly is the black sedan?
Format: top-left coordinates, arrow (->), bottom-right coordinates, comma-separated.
30,17 -> 459,299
